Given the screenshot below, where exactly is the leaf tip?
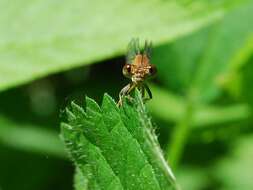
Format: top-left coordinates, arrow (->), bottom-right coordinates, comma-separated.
102,93 -> 117,108
85,96 -> 101,112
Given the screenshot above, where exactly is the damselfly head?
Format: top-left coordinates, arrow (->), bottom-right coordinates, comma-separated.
123,38 -> 157,83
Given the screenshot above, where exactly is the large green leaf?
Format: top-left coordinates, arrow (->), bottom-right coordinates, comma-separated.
0,0 -> 247,92
61,91 -> 178,190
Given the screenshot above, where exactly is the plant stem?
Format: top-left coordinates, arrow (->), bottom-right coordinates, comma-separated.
166,100 -> 193,170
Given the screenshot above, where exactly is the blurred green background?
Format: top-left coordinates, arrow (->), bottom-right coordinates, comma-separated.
0,0 -> 253,189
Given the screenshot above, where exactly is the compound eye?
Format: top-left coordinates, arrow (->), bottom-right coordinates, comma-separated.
122,64 -> 132,78
148,65 -> 157,76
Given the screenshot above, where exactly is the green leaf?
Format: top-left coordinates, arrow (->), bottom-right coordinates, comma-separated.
152,26 -> 211,94
74,168 -> 88,190
0,115 -> 66,158
222,45 -> 253,106
149,1 -> 253,167
0,0 -> 247,92
152,0 -> 253,102
192,1 -> 253,102
60,91 -> 178,190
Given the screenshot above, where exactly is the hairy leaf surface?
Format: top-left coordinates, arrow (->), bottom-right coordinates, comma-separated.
61,91 -> 178,190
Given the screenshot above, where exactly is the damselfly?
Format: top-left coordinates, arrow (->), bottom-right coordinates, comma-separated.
118,38 -> 157,106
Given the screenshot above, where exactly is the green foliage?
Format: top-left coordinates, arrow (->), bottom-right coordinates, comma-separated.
0,0 -> 247,92
148,85 -> 250,127
149,0 -> 253,169
61,91 -> 178,190
152,1 -> 253,102
0,0 -> 253,189
0,115 -> 66,158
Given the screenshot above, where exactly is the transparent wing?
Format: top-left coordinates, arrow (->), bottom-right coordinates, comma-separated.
144,40 -> 152,59
126,39 -> 152,63
126,38 -> 140,64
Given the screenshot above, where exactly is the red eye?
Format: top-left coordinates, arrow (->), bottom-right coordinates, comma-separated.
122,64 -> 132,78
